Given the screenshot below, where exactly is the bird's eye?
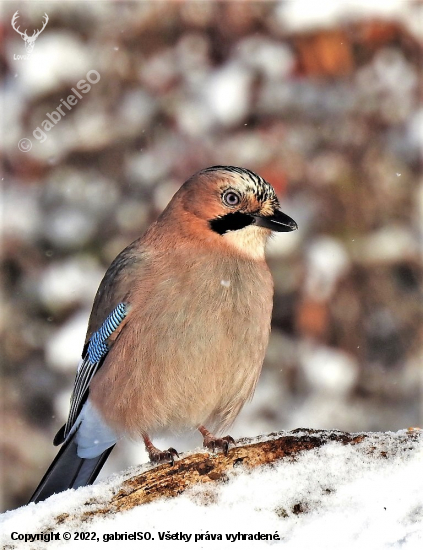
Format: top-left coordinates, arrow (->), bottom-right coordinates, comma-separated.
222,191 -> 241,207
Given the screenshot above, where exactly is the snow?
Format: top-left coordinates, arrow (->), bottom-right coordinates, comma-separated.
304,237 -> 350,300
276,0 -> 418,34
13,32 -> 94,98
45,311 -> 89,371
299,341 -> 359,395
1,431 -> 421,549
38,258 -> 103,310
204,63 -> 252,127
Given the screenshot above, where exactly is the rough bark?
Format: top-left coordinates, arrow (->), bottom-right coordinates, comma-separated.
55,428 -> 421,527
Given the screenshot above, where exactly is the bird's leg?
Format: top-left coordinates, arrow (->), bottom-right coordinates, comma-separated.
198,425 -> 235,454
142,433 -> 179,466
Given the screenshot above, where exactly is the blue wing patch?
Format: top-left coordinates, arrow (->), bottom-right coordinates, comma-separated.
85,302 -> 127,363
61,302 -> 128,442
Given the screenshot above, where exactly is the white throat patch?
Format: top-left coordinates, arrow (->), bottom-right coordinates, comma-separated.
223,225 -> 269,260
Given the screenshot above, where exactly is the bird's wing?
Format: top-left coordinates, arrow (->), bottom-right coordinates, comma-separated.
54,239 -> 147,446
54,302 -> 128,445
84,240 -> 146,340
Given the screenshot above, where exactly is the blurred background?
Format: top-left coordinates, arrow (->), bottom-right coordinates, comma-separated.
1,0 -> 422,511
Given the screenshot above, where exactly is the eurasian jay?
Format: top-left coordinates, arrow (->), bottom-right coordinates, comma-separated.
29,165 -> 297,503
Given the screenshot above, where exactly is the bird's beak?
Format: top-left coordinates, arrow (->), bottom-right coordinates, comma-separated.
253,209 -> 298,232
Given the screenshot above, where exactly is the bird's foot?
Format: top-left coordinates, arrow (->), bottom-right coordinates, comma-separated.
148,445 -> 179,466
142,434 -> 179,466
199,426 -> 235,455
203,435 -> 235,454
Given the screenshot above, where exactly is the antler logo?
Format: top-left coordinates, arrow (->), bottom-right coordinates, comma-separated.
11,11 -> 49,54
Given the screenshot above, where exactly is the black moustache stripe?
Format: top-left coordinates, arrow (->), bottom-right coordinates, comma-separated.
209,212 -> 254,235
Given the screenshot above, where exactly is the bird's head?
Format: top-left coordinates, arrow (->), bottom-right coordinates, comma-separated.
158,166 -> 298,260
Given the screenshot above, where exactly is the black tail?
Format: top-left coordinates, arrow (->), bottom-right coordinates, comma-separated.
28,431 -> 114,504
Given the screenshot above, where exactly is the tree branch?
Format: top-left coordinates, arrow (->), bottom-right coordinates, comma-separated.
52,428 -> 421,529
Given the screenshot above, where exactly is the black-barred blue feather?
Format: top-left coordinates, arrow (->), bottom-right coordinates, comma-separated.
86,303 -> 127,363
62,303 -> 128,441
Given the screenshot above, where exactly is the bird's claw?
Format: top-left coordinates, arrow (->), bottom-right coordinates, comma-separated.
148,447 -> 179,466
203,435 -> 235,455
